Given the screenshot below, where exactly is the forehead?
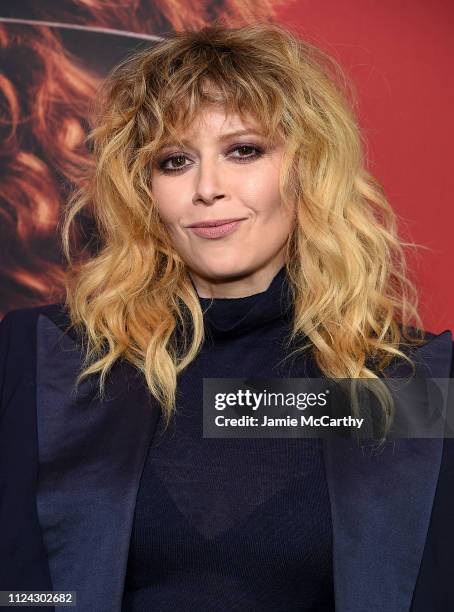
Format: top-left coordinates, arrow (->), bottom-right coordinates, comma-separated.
157,107 -> 274,150
187,107 -> 259,130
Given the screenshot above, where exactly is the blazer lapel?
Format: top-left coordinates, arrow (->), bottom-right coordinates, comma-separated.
36,313 -> 161,612
324,330 -> 453,612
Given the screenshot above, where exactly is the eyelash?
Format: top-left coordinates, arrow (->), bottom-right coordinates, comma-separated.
157,144 -> 264,175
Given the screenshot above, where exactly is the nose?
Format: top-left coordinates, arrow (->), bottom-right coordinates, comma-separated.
192,157 -> 227,206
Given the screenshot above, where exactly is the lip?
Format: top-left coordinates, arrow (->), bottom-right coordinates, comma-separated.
188,218 -> 246,239
187,217 -> 246,228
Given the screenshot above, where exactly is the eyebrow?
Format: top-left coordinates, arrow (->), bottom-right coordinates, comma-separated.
158,129 -> 264,149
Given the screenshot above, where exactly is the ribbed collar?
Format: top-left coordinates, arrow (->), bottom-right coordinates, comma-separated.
196,265 -> 293,339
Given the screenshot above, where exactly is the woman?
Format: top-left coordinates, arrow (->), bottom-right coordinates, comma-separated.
0,22 -> 453,612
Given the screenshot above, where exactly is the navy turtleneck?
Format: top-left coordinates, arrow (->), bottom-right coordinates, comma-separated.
198,265 -> 293,339
122,265 -> 335,611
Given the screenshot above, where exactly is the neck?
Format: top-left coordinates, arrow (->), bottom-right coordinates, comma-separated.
188,257 -> 287,299
197,265 -> 293,339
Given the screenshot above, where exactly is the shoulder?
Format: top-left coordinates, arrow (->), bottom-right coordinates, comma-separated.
1,302 -> 74,351
364,325 -> 453,378
393,326 -> 453,378
1,302 -> 70,331
0,303 -> 74,405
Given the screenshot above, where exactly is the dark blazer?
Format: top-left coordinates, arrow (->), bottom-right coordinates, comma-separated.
0,303 -> 453,612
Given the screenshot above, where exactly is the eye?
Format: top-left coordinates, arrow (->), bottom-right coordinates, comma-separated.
158,154 -> 192,174
228,144 -> 263,162
156,144 -> 264,175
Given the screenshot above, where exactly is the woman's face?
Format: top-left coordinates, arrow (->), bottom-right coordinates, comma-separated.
151,107 -> 294,297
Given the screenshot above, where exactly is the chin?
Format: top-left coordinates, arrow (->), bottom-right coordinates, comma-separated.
193,262 -> 253,282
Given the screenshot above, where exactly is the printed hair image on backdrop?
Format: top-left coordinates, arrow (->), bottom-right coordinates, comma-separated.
0,0 -> 280,314
0,5 -> 453,612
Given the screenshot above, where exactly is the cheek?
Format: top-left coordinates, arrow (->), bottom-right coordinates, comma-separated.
241,166 -> 282,212
151,179 -> 180,224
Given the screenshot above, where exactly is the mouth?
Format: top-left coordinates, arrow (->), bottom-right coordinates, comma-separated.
187,218 -> 247,239
186,217 -> 247,228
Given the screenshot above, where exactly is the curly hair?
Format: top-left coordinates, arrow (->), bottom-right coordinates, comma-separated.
61,21 -> 427,439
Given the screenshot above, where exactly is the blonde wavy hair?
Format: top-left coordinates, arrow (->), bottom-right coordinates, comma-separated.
61,21 -> 427,439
